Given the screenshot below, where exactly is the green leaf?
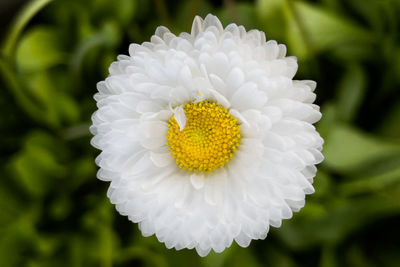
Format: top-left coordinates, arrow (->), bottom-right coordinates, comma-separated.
50,195 -> 72,221
218,3 -> 259,30
335,64 -> 366,122
316,102 -> 338,140
71,21 -> 121,76
66,156 -> 96,189
0,211 -> 39,267
323,124 -> 400,172
222,245 -> 261,267
117,246 -> 169,267
1,0 -> 54,57
284,2 -> 310,59
320,245 -> 339,267
291,1 -> 375,59
345,0 -> 388,32
105,0 -> 136,26
0,179 -> 25,229
22,71 -> 58,126
256,0 -> 287,41
22,70 -> 80,127
16,26 -> 67,72
378,101 -> 400,139
276,190 -> 400,249
55,93 -> 80,125
258,0 -> 375,60
395,46 -> 400,84
202,246 -> 232,267
346,244 -> 376,267
263,243 -> 297,267
174,0 -> 213,33
339,158 -> 400,196
9,131 -> 66,197
0,58 -> 45,123
312,170 -> 333,199
101,51 -> 118,78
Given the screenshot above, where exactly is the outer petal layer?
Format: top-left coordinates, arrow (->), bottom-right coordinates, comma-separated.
91,14 -> 323,256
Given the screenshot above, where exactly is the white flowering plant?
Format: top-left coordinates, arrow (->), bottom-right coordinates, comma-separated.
1,0 -> 400,266
91,14 -> 324,256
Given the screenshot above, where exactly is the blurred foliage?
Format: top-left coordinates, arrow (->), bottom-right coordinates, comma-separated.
1,0 -> 400,266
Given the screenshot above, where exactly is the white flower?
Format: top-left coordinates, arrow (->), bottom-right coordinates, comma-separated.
90,14 -> 324,257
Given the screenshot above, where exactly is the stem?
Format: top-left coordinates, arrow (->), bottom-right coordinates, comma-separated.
0,58 -> 43,118
1,0 -> 54,57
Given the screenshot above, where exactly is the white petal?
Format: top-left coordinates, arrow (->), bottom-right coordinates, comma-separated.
196,246 -> 211,257
155,26 -> 170,39
204,14 -> 223,32
173,105 -> 186,131
230,82 -> 268,110
191,16 -> 204,37
209,88 -> 231,108
226,67 -> 245,93
229,108 -> 250,127
190,173 -> 205,190
150,152 -> 174,167
235,232 -> 252,248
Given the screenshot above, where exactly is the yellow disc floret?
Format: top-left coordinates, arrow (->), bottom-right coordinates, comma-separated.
166,101 -> 241,173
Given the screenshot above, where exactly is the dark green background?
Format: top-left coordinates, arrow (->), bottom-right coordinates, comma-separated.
1,0 -> 400,266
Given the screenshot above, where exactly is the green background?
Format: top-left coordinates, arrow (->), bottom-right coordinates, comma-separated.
1,0 -> 400,266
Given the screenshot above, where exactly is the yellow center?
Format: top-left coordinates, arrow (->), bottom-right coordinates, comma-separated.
166,101 -> 241,173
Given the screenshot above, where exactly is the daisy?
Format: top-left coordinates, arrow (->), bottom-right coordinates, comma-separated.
90,14 -> 324,256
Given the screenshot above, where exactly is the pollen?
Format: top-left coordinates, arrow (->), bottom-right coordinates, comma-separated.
166,101 -> 241,173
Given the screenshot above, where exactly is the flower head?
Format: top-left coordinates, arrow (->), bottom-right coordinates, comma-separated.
90,14 -> 324,256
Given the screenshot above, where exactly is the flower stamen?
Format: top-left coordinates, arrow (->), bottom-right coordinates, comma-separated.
166,101 -> 241,173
